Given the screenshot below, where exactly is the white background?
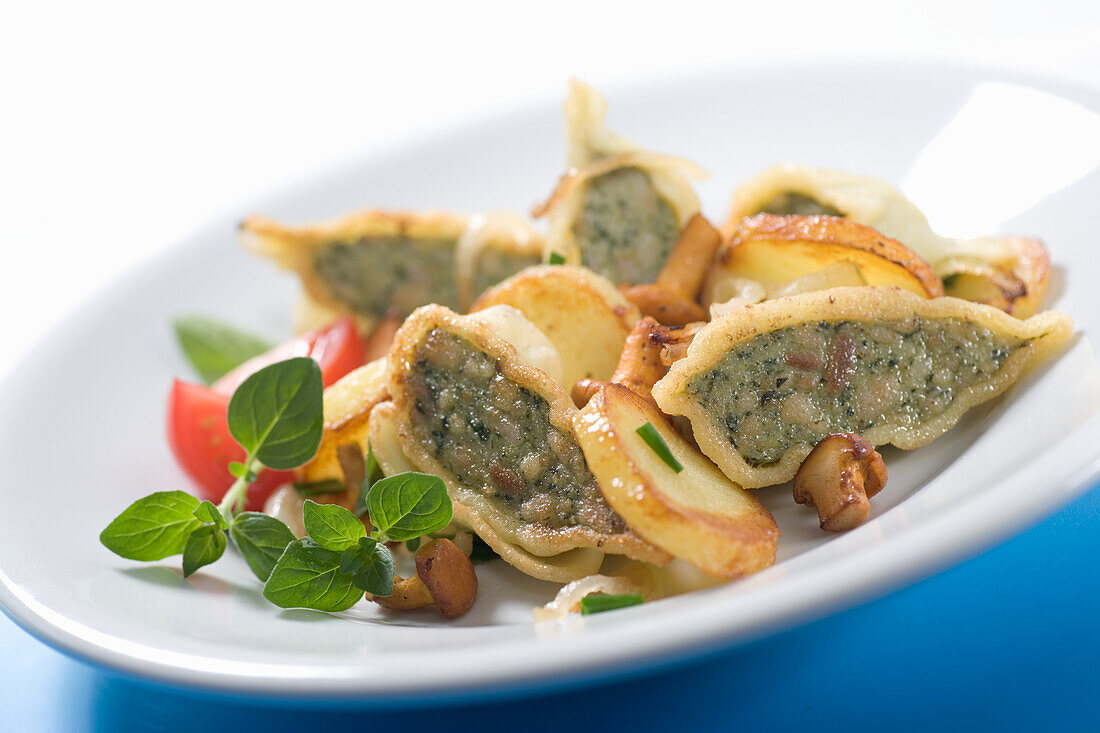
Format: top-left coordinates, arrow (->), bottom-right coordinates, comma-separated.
1,0 -> 1098,378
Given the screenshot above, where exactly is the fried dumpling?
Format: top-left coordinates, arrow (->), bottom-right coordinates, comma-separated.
652,287 -> 1072,488
387,304 -> 670,581
366,399 -> 608,581
728,165 -> 1051,317
471,264 -> 641,389
576,383 -> 779,578
706,213 -> 945,311
534,79 -> 704,286
241,210 -> 542,332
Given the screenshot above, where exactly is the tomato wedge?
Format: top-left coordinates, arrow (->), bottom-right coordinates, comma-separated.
168,317 -> 365,510
212,316 -> 364,395
167,380 -> 294,510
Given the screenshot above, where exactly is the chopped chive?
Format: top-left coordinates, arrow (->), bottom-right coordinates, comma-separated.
580,593 -> 644,615
635,422 -> 683,473
293,478 -> 347,498
548,252 -> 566,265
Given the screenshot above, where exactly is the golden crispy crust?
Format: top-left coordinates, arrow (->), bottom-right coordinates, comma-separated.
1010,236 -> 1051,316
727,165 -> 1052,317
652,287 -> 1073,488
576,384 -> 778,578
722,214 -> 944,298
387,304 -> 670,572
471,264 -> 640,388
938,236 -> 1051,318
726,165 -> 950,259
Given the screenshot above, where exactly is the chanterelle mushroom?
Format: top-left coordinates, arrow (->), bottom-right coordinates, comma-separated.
415,539 -> 479,619
572,317 -> 705,409
371,574 -> 434,611
621,214 -> 721,327
369,539 -> 479,617
792,433 -> 887,532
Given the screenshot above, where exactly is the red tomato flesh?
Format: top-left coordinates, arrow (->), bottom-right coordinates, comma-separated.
168,317 -> 365,510
167,380 -> 294,511
212,317 -> 364,395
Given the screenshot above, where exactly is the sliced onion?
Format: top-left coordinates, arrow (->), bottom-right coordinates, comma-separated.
532,574 -> 647,622
263,485 -> 306,538
767,261 -> 866,299
708,278 -> 767,319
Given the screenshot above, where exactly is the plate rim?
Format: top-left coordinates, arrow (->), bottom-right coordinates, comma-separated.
2,57 -> 1099,701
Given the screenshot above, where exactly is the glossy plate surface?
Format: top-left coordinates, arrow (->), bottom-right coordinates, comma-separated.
2,62 -> 1099,699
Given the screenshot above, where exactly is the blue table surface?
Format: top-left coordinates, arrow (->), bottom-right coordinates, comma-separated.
4,480 -> 1100,733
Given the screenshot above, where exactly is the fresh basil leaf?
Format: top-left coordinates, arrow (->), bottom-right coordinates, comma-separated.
339,544 -> 368,576
227,357 -> 323,470
302,500 -> 366,552
347,538 -> 394,597
193,500 -> 228,530
579,593 -> 644,615
173,316 -> 272,385
293,478 -> 347,498
182,525 -> 227,577
230,512 -> 296,581
262,539 -> 363,612
548,252 -> 566,265
366,473 -> 452,542
100,491 -> 203,561
635,422 -> 683,473
354,443 -> 385,517
405,537 -> 420,553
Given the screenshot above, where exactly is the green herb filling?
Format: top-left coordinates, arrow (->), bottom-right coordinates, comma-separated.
573,167 -> 680,285
406,328 -> 625,534
686,317 -> 1024,466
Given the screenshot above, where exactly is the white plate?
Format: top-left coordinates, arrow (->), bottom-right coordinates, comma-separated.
2,61 -> 1100,701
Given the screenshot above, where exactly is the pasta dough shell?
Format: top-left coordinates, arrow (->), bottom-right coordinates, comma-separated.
241,209 -> 541,331
653,287 -> 1073,488
387,304 -> 670,579
535,80 -> 703,286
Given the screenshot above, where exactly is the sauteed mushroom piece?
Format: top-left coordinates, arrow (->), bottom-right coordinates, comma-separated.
793,433 -> 887,532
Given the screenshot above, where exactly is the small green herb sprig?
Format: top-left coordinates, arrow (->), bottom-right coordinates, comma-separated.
579,593 -> 644,615
101,356 -> 322,577
100,357 -> 453,614
263,471 -> 451,611
636,422 -> 683,473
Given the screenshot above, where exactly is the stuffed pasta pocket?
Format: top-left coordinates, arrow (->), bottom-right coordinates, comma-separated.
652,287 -> 1072,488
